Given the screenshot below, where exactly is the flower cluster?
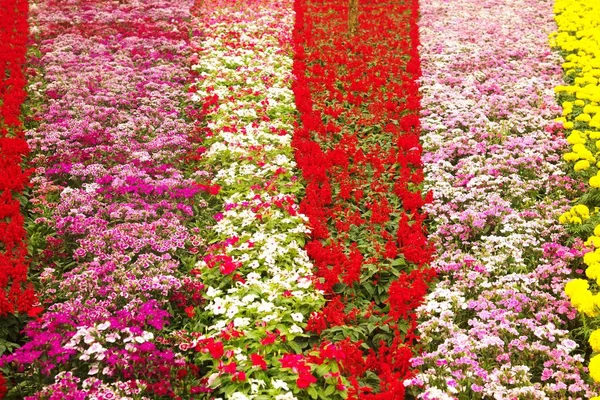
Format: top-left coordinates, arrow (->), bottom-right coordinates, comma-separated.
291,0 -> 435,397
2,0 -> 211,397
0,0 -> 39,318
408,0 -> 597,397
553,0 -> 600,386
185,0 -> 347,398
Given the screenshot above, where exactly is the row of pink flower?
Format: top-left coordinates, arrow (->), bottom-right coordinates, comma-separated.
2,0 -> 210,397
407,0 -> 598,398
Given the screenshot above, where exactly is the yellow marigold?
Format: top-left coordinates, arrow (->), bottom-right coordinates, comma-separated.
573,204 -> 590,217
590,330 -> 600,353
578,293 -> 598,317
590,354 -> 600,383
564,152 -> 580,162
567,132 -> 586,145
587,237 -> 600,248
594,225 -> 600,236
587,265 -> 600,280
554,86 -> 568,93
591,175 -> 600,188
585,250 -> 600,265
565,279 -> 590,298
576,113 -> 592,122
589,130 -> 600,139
575,160 -> 591,171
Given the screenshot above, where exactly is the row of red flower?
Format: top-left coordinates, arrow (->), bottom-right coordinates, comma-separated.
291,0 -> 435,397
0,0 -> 38,320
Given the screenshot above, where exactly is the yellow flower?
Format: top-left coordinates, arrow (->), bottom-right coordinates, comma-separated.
587,264 -> 600,280
565,279 -> 590,297
567,131 -> 586,145
590,354 -> 600,382
589,130 -> 600,139
587,236 -> 600,248
591,175 -> 600,188
575,159 -> 591,171
585,250 -> 600,265
578,293 -> 598,317
576,113 -> 592,122
590,330 -> 600,353
559,212 -> 570,224
573,204 -> 590,217
564,152 -> 580,162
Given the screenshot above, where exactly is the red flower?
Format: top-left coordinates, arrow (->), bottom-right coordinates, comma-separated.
0,373 -> 6,398
260,330 -> 278,346
184,306 -> 196,318
208,184 -> 221,195
296,372 -> 317,389
199,339 -> 224,359
279,354 -> 305,371
250,353 -> 267,370
220,361 -> 237,374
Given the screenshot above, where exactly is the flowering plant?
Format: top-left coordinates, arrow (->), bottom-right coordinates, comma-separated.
553,0 -> 600,389
291,0 -> 435,397
408,0 -> 598,397
182,0 -> 348,398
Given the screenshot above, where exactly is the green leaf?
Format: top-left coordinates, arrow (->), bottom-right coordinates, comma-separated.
323,385 -> 336,397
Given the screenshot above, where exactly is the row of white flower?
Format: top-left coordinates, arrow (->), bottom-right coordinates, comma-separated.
188,1 -> 327,398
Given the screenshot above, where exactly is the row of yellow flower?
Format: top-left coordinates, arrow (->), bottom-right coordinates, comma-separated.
553,0 -> 600,387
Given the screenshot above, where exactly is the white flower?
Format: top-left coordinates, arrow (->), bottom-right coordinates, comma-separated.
297,277 -> 311,288
272,379 -> 289,390
87,342 -> 105,354
88,364 -> 99,375
275,393 -> 297,400
233,317 -> 250,327
290,313 -> 304,322
257,300 -> 275,313
230,393 -> 250,400
211,297 -> 227,315
97,321 -> 110,331
206,286 -> 221,298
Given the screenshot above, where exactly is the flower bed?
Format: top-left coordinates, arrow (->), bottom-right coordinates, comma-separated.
183,0 -> 347,398
408,0 -> 597,398
553,0 -> 600,391
0,0 -> 38,319
1,0 -> 210,397
291,0 -> 435,397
